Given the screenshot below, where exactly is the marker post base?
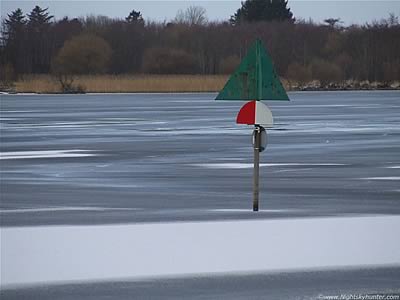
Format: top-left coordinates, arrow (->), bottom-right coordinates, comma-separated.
253,125 -> 261,212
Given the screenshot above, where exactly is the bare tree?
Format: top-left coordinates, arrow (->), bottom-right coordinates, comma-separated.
174,6 -> 208,26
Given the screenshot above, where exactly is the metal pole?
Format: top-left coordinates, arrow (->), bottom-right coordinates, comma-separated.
253,125 -> 260,211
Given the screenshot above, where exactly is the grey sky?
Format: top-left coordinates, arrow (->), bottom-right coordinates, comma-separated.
1,1 -> 399,25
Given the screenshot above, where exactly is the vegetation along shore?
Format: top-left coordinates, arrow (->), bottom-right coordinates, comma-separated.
1,1 -> 399,93
2,75 -> 399,94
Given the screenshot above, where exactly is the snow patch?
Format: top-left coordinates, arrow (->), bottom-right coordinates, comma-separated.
0,150 -> 98,160
0,207 -> 140,214
1,216 -> 399,288
0,110 -> 39,113
191,163 -> 347,169
362,177 -> 400,180
210,209 -> 290,213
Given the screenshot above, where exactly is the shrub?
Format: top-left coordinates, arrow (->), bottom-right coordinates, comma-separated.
310,58 -> 343,87
219,55 -> 240,74
51,33 -> 111,92
286,62 -> 311,86
0,63 -> 16,85
382,61 -> 400,83
142,47 -> 198,74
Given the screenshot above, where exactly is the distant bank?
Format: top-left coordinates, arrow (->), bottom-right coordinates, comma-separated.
1,74 -> 399,94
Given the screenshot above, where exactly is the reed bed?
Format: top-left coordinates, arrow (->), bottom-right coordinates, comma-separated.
15,75 -> 60,93
14,74 -> 229,93
10,74 -> 398,94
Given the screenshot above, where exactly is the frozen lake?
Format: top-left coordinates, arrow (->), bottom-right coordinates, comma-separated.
1,91 -> 400,298
1,91 -> 400,226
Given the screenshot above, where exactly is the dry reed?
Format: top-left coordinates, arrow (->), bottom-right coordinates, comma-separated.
15,74 -> 60,93
14,74 -> 229,93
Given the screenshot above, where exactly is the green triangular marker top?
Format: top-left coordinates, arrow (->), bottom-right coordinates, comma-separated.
215,39 -> 289,101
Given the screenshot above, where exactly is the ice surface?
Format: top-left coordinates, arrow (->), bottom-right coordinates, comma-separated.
1,216 -> 400,288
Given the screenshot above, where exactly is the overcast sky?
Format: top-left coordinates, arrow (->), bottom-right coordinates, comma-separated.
1,1 -> 399,25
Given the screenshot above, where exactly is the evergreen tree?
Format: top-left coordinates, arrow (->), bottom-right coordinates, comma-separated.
27,6 -> 54,73
230,0 -> 294,25
2,8 -> 27,74
27,6 -> 53,30
324,18 -> 342,28
4,8 -> 26,39
126,10 -> 144,25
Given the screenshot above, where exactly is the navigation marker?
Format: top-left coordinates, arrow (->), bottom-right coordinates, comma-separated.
216,39 -> 289,101
216,39 -> 290,211
236,100 -> 273,127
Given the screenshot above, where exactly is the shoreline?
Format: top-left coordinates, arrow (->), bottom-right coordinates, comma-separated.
2,88 -> 400,95
1,74 -> 399,94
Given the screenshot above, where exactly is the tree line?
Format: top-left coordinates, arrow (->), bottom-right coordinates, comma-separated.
1,2 -> 399,88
